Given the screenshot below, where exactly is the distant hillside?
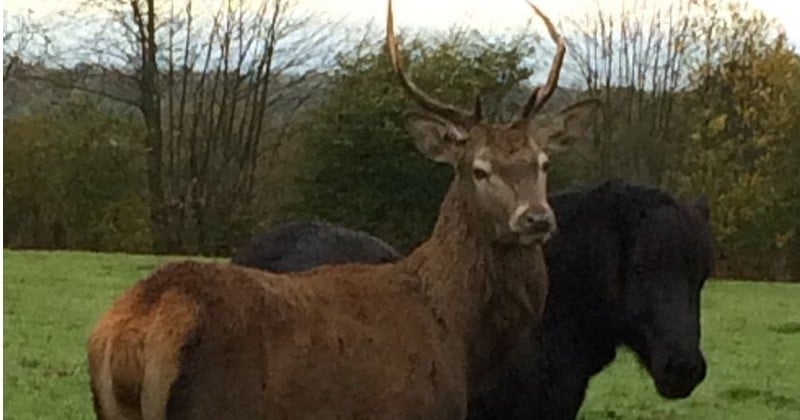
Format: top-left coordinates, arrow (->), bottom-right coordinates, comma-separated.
3,61 -> 331,121
4,57 -> 590,124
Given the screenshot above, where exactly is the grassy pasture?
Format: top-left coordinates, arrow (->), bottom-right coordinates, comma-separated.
3,250 -> 800,419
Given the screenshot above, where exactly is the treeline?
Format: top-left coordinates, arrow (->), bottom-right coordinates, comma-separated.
3,0 -> 799,280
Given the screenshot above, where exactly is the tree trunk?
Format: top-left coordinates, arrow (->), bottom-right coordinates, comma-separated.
143,93 -> 168,253
134,0 -> 170,253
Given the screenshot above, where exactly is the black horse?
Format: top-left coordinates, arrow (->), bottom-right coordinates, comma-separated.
231,220 -> 401,273
231,180 -> 715,419
467,180 -> 714,419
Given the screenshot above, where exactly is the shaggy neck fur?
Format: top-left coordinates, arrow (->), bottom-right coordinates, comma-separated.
398,177 -> 548,385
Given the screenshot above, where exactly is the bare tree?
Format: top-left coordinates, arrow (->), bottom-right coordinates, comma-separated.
157,0 -> 330,253
564,0 -> 695,183
12,0 -> 332,253
3,9 -> 56,80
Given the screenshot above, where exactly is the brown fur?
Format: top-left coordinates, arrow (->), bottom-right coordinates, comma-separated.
86,177 -> 549,420
87,3 -> 598,417
88,279 -> 198,420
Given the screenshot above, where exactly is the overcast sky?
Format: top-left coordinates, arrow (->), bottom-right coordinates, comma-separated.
3,0 -> 798,71
3,0 -> 799,43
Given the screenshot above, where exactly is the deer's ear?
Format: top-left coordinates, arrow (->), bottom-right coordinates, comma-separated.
404,111 -> 468,165
527,99 -> 601,153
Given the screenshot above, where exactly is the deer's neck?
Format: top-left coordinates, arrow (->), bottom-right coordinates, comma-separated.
398,179 -> 548,383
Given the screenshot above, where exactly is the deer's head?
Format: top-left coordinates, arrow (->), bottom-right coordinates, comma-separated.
387,0 -> 600,245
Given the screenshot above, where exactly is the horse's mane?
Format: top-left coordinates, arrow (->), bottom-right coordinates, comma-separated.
549,178 -> 679,228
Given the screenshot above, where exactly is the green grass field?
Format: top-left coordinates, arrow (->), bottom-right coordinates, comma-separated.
4,250 -> 800,419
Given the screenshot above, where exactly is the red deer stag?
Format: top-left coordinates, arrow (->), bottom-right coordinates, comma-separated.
86,1 -> 600,418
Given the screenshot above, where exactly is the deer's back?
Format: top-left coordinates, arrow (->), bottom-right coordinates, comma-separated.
97,260 -> 467,419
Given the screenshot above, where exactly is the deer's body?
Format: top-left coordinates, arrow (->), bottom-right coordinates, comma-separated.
88,184 -> 547,419
87,1 -> 600,418
89,261 -> 463,419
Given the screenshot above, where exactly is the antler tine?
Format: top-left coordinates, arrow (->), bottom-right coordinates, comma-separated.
519,1 -> 566,119
386,0 -> 477,125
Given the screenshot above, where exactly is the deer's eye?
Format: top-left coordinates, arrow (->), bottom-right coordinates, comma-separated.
473,168 -> 489,180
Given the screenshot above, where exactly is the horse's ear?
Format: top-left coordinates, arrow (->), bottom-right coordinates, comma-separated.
692,195 -> 710,221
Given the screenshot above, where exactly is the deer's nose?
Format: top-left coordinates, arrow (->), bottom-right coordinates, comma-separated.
517,206 -> 554,234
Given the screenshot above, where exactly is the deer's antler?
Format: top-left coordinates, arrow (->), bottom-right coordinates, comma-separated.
386,0 -> 479,126
519,2 -> 566,119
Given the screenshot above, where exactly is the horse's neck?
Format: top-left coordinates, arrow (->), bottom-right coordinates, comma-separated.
541,291 -> 619,379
